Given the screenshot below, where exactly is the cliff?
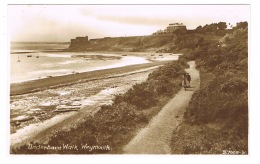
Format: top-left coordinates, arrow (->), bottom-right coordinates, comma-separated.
68,35 -> 178,52
68,32 -> 223,53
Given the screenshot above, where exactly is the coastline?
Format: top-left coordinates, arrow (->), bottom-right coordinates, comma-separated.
10,61 -> 171,96
10,49 -> 181,150
10,65 -> 162,148
11,50 -> 178,85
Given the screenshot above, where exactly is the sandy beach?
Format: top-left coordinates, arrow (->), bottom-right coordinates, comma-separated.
10,60 -> 170,95
10,60 -> 174,148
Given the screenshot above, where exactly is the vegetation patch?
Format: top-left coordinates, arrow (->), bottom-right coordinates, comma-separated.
171,22 -> 248,154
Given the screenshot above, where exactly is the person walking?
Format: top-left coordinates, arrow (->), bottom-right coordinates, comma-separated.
186,73 -> 191,87
182,73 -> 188,90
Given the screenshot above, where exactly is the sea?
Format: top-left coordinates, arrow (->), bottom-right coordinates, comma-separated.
10,42 -> 150,83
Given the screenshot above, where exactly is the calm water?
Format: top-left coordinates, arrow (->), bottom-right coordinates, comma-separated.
10,42 -> 150,83
11,42 -> 70,53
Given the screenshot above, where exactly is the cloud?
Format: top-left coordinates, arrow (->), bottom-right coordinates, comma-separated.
97,15 -> 172,26
9,5 -> 250,42
11,15 -> 106,42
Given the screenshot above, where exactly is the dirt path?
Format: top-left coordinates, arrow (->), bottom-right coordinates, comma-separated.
123,61 -> 200,154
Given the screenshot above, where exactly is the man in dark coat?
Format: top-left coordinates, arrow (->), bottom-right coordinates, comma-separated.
186,73 -> 191,86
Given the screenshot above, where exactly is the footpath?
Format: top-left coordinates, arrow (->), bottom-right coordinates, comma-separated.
123,61 -> 200,154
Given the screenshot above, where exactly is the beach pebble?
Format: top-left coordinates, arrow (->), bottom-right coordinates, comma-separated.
70,97 -> 82,101
60,100 -> 70,104
10,104 -> 16,108
12,121 -> 21,126
31,108 -> 42,111
70,101 -> 81,106
39,100 -> 59,106
26,111 -> 34,114
11,115 -> 33,122
56,105 -> 80,110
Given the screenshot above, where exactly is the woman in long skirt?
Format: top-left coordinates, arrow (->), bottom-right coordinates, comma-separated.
182,73 -> 188,90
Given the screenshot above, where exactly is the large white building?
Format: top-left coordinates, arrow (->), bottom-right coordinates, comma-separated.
154,23 -> 187,35
166,23 -> 186,33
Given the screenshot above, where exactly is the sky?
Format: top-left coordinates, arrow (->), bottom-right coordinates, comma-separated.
8,5 -> 250,42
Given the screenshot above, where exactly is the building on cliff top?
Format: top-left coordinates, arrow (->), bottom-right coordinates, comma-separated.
71,36 -> 89,44
153,22 -> 187,35
69,36 -> 89,50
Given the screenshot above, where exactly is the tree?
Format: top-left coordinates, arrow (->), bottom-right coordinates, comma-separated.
196,25 -> 202,30
203,23 -> 218,32
196,25 -> 203,33
234,22 -> 248,30
217,22 -> 227,30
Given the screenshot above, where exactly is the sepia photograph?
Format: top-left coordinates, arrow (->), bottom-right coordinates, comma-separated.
8,4 -> 249,155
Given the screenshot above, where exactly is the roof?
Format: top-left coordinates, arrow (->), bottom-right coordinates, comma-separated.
168,23 -> 186,26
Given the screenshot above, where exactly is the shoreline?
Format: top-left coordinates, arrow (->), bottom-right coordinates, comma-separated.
10,67 -> 160,148
10,61 -> 170,96
10,58 -> 187,153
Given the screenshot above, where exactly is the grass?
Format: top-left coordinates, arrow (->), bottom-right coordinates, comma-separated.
171,70 -> 248,154
171,122 -> 247,154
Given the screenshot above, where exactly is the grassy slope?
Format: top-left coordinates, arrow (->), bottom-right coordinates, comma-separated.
171,27 -> 248,154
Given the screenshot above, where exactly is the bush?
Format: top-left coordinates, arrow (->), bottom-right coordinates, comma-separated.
184,71 -> 247,123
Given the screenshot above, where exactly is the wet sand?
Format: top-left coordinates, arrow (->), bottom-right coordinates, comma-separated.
11,61 -> 170,96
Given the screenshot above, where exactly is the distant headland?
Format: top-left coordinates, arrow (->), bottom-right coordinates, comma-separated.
68,21 -> 235,52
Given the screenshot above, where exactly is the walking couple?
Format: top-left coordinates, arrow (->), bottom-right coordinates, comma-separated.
182,73 -> 191,90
